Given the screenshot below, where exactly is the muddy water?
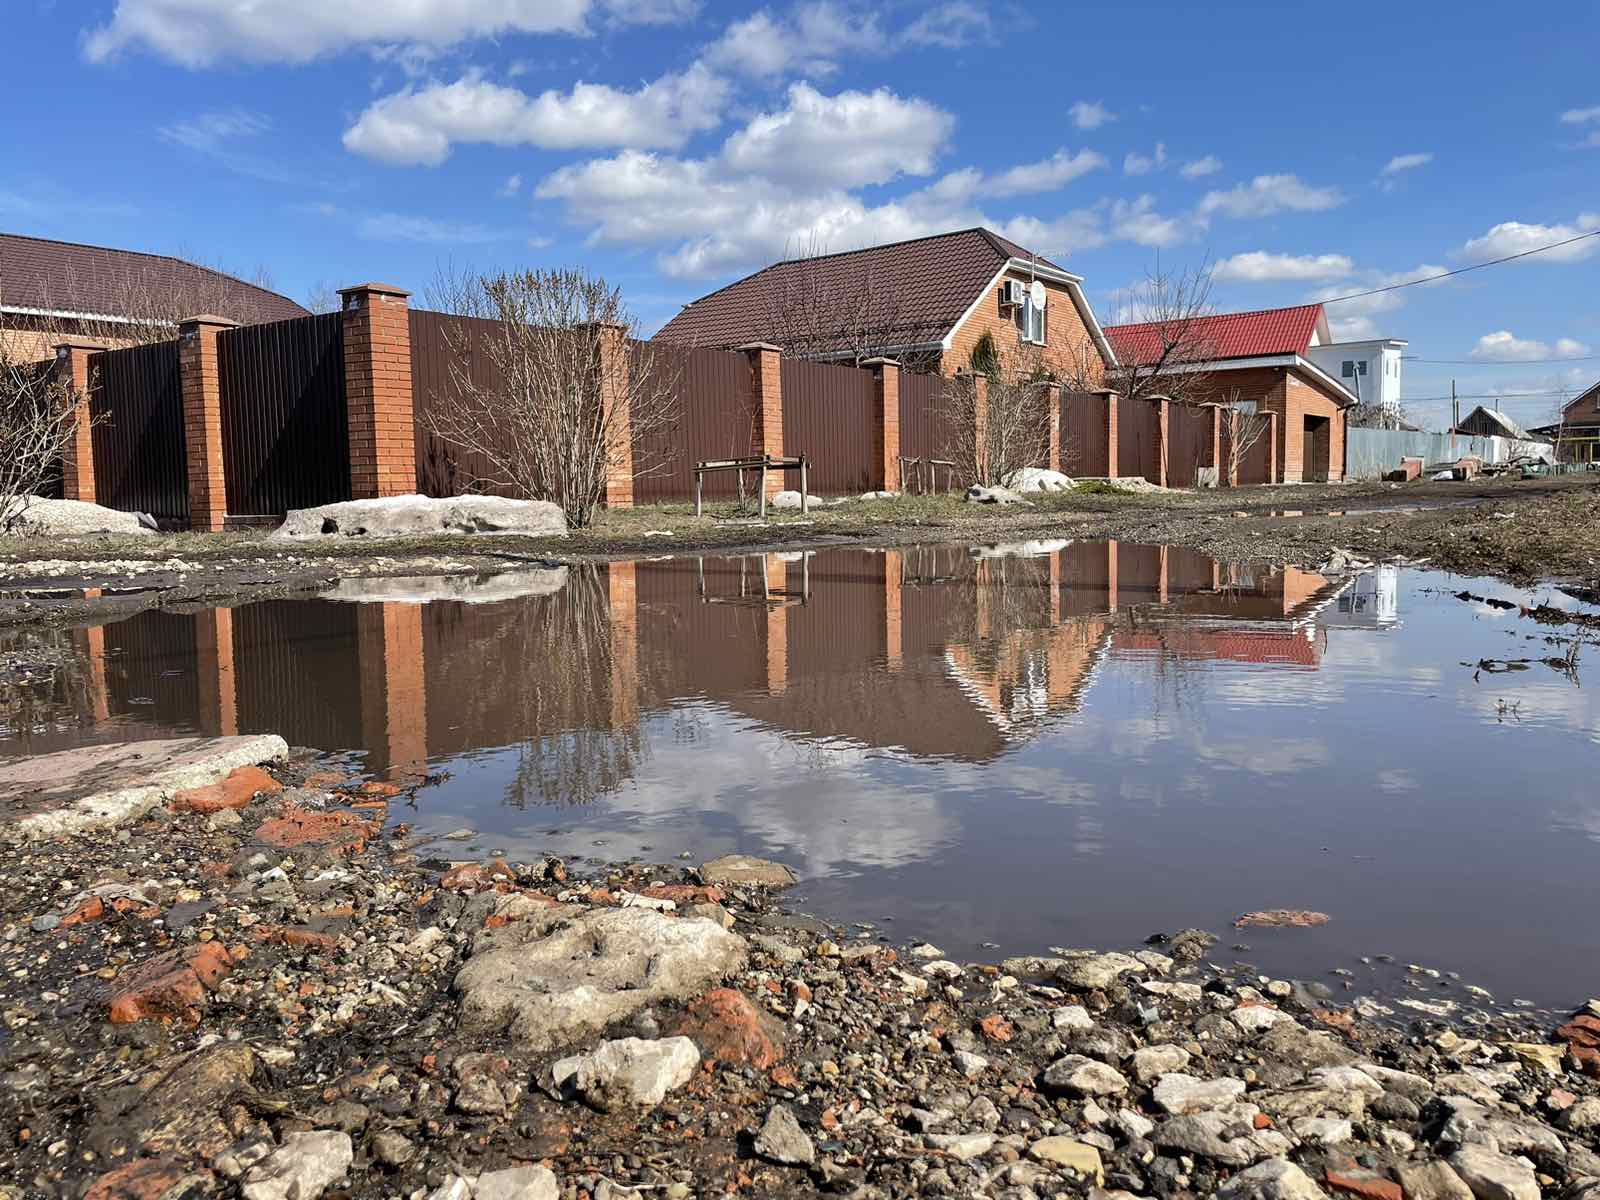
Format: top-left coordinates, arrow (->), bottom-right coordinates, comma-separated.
4,542 -> 1598,1009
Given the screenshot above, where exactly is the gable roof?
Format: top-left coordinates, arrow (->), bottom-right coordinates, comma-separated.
1562,379 -> 1600,419
1456,405 -> 1541,441
1104,303 -> 1328,365
657,227 -> 1110,361
0,232 -> 307,326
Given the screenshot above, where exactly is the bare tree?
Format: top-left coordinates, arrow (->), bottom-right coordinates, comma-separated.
421,266 -> 680,528
1101,259 -> 1220,405
1348,399 -> 1410,430
0,341 -> 81,531
303,280 -> 342,315
939,343 -> 1053,487
1220,392 -> 1272,485
756,234 -> 939,366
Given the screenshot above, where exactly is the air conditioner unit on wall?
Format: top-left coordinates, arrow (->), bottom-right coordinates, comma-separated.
1000,280 -> 1026,308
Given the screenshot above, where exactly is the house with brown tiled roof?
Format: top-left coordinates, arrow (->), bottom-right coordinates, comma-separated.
657,227 -> 1115,383
1104,302 -> 1362,483
0,231 -> 307,362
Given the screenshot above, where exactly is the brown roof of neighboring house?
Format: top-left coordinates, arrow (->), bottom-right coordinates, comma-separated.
1104,303 -> 1329,364
656,227 -> 1088,355
0,232 -> 307,326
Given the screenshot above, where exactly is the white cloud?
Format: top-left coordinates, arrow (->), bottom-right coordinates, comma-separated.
84,0 -> 674,66
343,65 -> 728,165
1068,101 -> 1116,130
994,212 -> 1106,257
158,109 -> 271,152
1470,331 -> 1591,361
1310,262 -> 1446,340
359,212 -> 519,244
1560,106 -> 1600,124
499,173 -> 523,198
1197,174 -> 1344,220
1123,142 -> 1166,176
720,83 -> 953,189
929,149 -> 1106,200
1381,151 -> 1433,175
1179,155 -> 1221,179
703,2 -> 879,78
1457,214 -> 1600,263
903,1 -> 993,46
1108,195 -> 1184,246
1215,251 -> 1353,283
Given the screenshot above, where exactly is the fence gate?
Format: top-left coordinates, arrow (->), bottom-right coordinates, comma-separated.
1165,404 -> 1213,488
218,313 -> 350,517
781,358 -> 876,494
89,340 -> 188,524
1061,391 -> 1108,477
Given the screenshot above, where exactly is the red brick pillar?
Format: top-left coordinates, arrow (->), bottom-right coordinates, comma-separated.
1106,540 -> 1120,612
865,357 -> 900,492
883,549 -> 903,670
178,314 -> 237,531
596,324 -> 634,508
357,602 -> 429,781
340,283 -> 416,500
194,608 -> 238,737
53,341 -> 100,503
1043,381 -> 1061,473
763,555 -> 788,693
1209,406 -> 1223,485
1267,411 -> 1281,483
1101,389 -> 1120,477
739,343 -> 784,496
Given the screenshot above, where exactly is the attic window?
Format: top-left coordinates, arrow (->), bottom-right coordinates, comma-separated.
1341,360 -> 1367,378
1015,291 -> 1047,345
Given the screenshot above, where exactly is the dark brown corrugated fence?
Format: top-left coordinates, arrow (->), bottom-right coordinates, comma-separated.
780,358 -> 876,494
89,339 -> 188,523
898,371 -> 947,461
1117,395 -> 1160,483
409,309 -> 523,498
1165,403 -> 1213,488
1061,391 -> 1108,477
633,344 -> 756,503
218,313 -> 350,516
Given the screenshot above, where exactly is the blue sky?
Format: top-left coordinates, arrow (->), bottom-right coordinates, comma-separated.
5,1 -> 1598,429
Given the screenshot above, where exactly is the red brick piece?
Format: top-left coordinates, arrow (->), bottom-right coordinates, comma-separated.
255,804 -> 378,857
171,764 -> 283,814
84,1158 -> 212,1200
1325,1170 -> 1403,1200
670,988 -> 786,1070
104,942 -> 232,1025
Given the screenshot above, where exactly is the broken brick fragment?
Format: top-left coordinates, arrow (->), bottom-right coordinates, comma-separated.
102,942 -> 232,1025
83,1158 -> 212,1200
255,804 -> 377,857
669,988 -> 786,1070
170,764 -> 282,814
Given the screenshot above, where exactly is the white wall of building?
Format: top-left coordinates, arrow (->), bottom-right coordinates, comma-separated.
1305,339 -> 1406,412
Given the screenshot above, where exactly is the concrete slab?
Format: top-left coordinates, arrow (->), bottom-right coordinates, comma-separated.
0,735 -> 289,843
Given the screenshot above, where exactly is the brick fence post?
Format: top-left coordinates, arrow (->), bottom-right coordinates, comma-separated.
1267,412 -> 1281,483
595,324 -> 634,508
1042,381 -> 1061,473
1209,405 -> 1224,485
53,340 -> 100,503
1099,388 -> 1120,477
738,343 -> 784,496
341,283 -> 416,500
178,314 -> 237,532
864,357 -> 900,492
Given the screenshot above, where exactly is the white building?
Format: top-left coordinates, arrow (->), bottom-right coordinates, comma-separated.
1304,337 -> 1406,416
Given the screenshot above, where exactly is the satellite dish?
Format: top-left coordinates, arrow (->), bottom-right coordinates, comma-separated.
1029,280 -> 1047,308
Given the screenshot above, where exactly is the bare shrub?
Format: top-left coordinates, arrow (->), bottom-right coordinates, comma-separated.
422,267 -> 681,528
1105,260 -> 1220,405
0,343 -> 80,532
939,345 -> 1053,487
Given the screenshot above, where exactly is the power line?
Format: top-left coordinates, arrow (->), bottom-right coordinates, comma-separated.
1405,354 -> 1600,366
1319,227 -> 1600,305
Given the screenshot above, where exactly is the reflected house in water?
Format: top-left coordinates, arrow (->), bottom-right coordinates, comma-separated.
1322,565 -> 1402,630
19,542 -> 1338,790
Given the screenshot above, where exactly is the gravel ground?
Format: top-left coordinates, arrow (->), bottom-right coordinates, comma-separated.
3,754 -> 1600,1199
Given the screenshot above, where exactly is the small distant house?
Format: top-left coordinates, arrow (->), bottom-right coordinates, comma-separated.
1103,303 -> 1368,483
1302,336 -> 1407,417
1453,405 -> 1544,443
657,227 -> 1115,382
1529,382 -> 1600,464
0,231 -> 307,361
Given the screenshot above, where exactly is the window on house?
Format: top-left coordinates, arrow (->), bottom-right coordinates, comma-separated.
1341,360 -> 1368,378
1015,292 -> 1046,344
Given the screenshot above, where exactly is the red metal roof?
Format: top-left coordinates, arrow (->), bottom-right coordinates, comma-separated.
1113,627 -> 1321,667
1105,303 -> 1325,366
657,227 -> 1065,352
0,232 -> 307,325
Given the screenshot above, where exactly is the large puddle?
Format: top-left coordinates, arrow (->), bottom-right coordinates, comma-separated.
5,541 -> 1598,1012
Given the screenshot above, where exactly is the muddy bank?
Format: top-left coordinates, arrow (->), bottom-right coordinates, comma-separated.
1,476 -> 1595,630
4,744 -> 1600,1199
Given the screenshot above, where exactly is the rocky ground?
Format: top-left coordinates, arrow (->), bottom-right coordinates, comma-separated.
4,753 -> 1600,1200
1,476 -> 1596,632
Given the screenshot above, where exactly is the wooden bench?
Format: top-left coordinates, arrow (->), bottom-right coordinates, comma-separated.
694,454 -> 810,517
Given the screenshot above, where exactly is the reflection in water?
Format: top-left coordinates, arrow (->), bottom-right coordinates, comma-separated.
8,543 -> 1600,1005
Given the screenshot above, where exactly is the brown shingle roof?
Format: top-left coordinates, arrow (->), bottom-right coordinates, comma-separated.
657,227 -> 1066,352
0,232 -> 307,325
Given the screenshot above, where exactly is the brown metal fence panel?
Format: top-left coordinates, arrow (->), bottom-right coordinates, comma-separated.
89,339 -> 188,523
898,371 -> 949,463
218,313 -> 349,516
1165,404 -> 1213,488
233,599 -> 365,750
780,358 -> 876,494
1061,391 -> 1108,477
633,344 -> 755,503
1232,414 -> 1275,485
1118,395 -> 1160,482
410,309 -> 524,498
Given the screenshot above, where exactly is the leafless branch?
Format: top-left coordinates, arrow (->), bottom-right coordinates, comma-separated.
0,341 -> 81,532
1111,258 -> 1220,405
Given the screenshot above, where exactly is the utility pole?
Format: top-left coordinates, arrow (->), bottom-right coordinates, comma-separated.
1451,380 -> 1458,431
